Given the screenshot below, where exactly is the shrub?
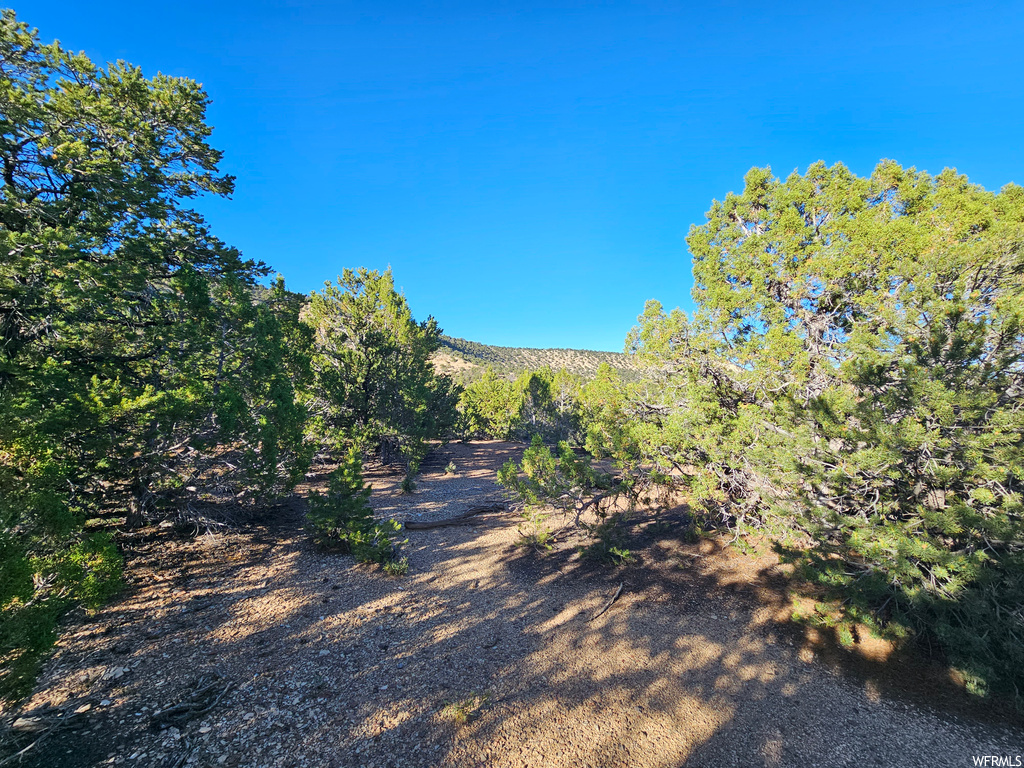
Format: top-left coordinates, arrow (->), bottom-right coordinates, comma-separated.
516,510 -> 554,552
440,692 -> 491,725
383,556 -> 409,577
580,516 -> 636,565
0,531 -> 122,702
498,435 -> 599,509
306,448 -> 405,565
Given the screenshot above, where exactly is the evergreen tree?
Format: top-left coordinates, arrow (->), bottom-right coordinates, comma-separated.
459,367 -> 525,440
306,447 -> 401,563
551,368 -> 584,440
304,267 -> 459,468
517,367 -> 556,431
0,11 -> 309,698
628,161 -> 1024,699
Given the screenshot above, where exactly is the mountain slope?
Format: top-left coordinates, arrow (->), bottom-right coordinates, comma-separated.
432,335 -> 639,380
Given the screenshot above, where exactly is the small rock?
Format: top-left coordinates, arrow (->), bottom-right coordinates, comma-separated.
318,650 -> 330,656
101,666 -> 125,681
100,699 -> 112,706
199,726 -> 212,734
242,712 -> 255,720
75,703 -> 92,714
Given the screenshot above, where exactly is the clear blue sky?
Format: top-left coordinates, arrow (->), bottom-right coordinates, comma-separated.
15,1 -> 1024,351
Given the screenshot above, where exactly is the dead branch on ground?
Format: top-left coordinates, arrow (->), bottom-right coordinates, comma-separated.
150,670 -> 232,730
587,582 -> 624,622
403,503 -> 506,530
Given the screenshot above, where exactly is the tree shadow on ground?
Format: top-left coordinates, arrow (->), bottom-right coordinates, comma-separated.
5,444 -> 1021,767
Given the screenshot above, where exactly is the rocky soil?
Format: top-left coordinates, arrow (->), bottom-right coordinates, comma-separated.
1,441 -> 1020,767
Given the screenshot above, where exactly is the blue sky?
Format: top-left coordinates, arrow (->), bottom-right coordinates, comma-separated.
16,1 -> 1024,351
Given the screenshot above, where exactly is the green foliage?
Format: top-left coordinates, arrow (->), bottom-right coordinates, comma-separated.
458,363 -> 590,443
498,435 -> 598,509
517,367 -> 588,442
577,364 -> 641,466
628,160 -> 1024,702
0,11 -> 310,523
608,546 -> 634,565
306,448 -> 404,565
517,368 -> 554,432
515,510 -> 555,552
460,367 -> 526,440
400,473 -> 417,495
0,11 -> 311,700
0,528 -> 122,701
439,691 -> 491,725
582,542 -> 634,566
304,267 -> 459,463
497,435 -> 636,561
0,597 -> 64,703
33,532 -> 124,609
578,513 -> 636,566
383,556 -> 409,577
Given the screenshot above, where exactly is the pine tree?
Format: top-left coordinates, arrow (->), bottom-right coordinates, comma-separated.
306,447 -> 402,564
0,11 -> 310,699
459,367 -> 525,440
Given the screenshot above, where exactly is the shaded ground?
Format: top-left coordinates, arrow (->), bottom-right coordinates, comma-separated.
1,441 -> 1020,767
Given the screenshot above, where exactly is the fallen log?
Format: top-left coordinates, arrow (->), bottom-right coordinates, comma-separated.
403,503 -> 506,530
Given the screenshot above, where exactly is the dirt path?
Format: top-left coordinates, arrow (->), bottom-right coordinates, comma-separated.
2,441 -> 1020,767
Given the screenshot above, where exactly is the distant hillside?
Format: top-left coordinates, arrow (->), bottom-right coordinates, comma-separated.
432,335 -> 641,381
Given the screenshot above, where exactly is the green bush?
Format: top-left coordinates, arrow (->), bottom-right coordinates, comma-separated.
0,531 -> 122,703
383,556 -> 409,577
580,516 -> 635,566
498,435 -> 598,508
306,448 -> 405,565
515,510 -> 555,552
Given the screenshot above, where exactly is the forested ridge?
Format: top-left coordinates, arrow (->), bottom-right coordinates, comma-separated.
434,336 -> 639,380
1,7 -> 1023,723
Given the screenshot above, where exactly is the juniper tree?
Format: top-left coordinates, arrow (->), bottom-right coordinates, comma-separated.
303,267 -> 459,470
0,11 -> 309,697
459,367 -> 525,440
551,368 -> 584,440
628,161 -> 1024,699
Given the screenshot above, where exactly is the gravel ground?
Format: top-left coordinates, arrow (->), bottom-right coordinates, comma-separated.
2,441 -> 1020,767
